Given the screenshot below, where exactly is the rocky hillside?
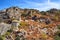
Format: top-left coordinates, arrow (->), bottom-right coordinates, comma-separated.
0,7 -> 60,40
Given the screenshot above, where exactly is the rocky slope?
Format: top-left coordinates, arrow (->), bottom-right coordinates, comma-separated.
0,7 -> 60,40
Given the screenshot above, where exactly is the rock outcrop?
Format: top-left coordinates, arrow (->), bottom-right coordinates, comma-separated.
0,22 -> 11,35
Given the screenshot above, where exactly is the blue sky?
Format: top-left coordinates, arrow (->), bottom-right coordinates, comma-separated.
0,0 -> 60,11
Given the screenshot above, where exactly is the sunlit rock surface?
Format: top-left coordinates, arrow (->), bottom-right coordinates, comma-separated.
0,22 -> 11,35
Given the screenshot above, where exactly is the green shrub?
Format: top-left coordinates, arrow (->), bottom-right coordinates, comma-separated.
57,25 -> 60,29
0,36 -> 5,40
20,22 -> 28,26
7,29 -> 13,33
54,35 -> 60,40
54,31 -> 60,40
15,36 -> 20,40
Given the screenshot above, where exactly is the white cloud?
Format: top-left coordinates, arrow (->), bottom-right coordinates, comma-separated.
24,0 -> 60,11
